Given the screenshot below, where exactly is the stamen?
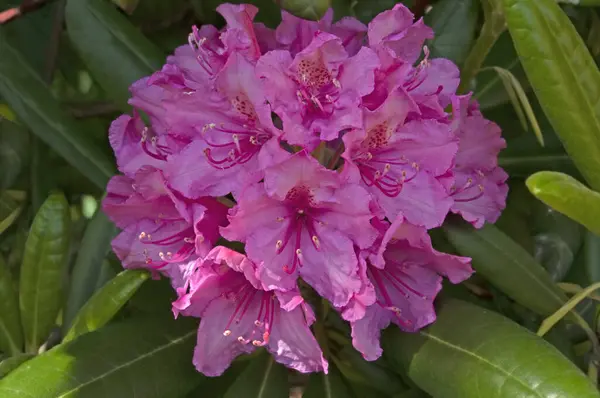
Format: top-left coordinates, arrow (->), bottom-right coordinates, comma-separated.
312,235 -> 320,249
223,330 -> 232,336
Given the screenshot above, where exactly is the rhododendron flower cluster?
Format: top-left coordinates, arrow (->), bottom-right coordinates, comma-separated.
102,3 -> 508,377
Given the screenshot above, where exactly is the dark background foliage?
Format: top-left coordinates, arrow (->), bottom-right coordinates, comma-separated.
1,0 -> 600,397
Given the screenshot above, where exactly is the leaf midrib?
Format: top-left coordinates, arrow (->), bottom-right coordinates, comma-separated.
56,330 -> 196,398
420,331 -> 545,398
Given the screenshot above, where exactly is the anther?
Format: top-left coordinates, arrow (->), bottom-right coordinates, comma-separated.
254,320 -> 263,327
332,78 -> 341,88
252,340 -> 263,346
312,235 -> 321,249
139,232 -> 147,240
184,237 -> 194,243
232,134 -> 241,153
276,240 -> 283,250
276,217 -> 285,222
223,330 -> 232,336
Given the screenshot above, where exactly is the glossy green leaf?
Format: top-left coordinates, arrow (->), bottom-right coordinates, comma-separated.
503,0 -> 600,191
526,171 -> 600,236
558,0 -> 600,5
65,0 -> 165,110
304,365 -> 351,398
383,299 -> 600,398
277,0 -> 331,20
19,193 -> 70,353
443,222 -> 569,317
224,353 -> 289,398
64,269 -> 150,342
0,255 -> 22,355
63,210 -> 119,330
0,191 -> 23,237
0,36 -> 115,189
0,119 -> 28,191
0,355 -> 33,379
424,0 -> 478,65
0,316 -> 204,397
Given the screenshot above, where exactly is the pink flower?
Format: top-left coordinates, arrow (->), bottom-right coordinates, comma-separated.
173,246 -> 328,376
257,32 -> 379,146
221,152 -> 378,307
108,112 -> 190,178
342,217 -> 472,360
275,9 -> 367,57
158,52 -> 289,198
449,94 -> 508,228
102,168 -> 228,273
367,4 -> 433,65
342,87 -> 458,228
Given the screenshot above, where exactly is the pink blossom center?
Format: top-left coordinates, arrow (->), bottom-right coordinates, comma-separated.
137,224 -> 198,270
450,170 -> 486,203
222,283 -> 277,347
273,185 -> 325,274
353,127 -> 420,197
294,57 -> 341,116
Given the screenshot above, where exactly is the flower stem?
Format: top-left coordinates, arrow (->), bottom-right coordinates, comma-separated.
458,0 -> 506,94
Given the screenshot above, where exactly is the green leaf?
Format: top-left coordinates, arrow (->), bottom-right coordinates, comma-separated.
383,299 -> 600,398
0,191 -> 23,237
0,119 -> 28,191
0,0 -> 62,77
476,31 -> 529,110
19,193 -> 70,353
63,210 -> 118,330
64,269 -> 150,342
335,346 -> 406,395
65,0 -> 165,110
224,352 -> 289,398
503,0 -> 600,191
0,36 -> 115,189
443,222 -> 569,317
482,66 -> 544,146
424,0 -> 478,66
526,171 -> 600,236
538,281 -> 600,336
353,0 -> 413,24
277,0 -> 331,21
0,354 -> 33,379
0,255 -> 22,356
0,316 -> 204,397
584,232 -> 600,284
304,365 -> 351,398
186,361 -> 247,398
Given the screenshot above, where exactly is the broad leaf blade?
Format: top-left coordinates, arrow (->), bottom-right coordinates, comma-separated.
383,299 -> 599,398
64,269 -> 150,342
526,171 -> 600,236
277,0 -> 331,20
0,255 -> 22,355
0,35 -> 115,189
424,0 -> 478,65
303,365 -> 351,398
19,193 -> 70,353
0,354 -> 33,379
443,222 -> 569,317
0,317 -> 204,397
63,210 -> 118,330
503,0 -> 600,191
65,0 -> 165,110
224,353 -> 289,398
